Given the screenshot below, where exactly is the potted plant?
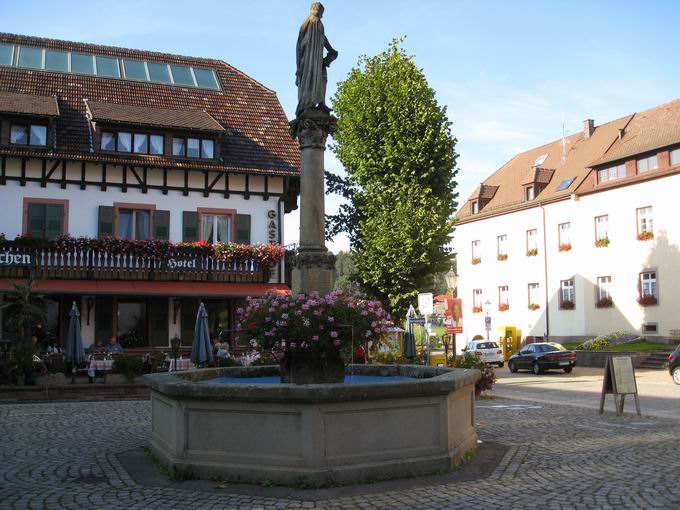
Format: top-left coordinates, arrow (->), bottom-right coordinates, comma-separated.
637,295 -> 658,306
560,300 -> 575,310
558,243 -> 572,252
528,303 -> 540,311
526,249 -> 538,257
637,231 -> 654,241
471,257 -> 481,265
498,303 -> 509,312
237,290 -> 390,384
595,237 -> 610,248
113,355 -> 144,383
451,352 -> 497,396
472,306 -> 483,314
497,254 -> 508,261
596,297 -> 614,308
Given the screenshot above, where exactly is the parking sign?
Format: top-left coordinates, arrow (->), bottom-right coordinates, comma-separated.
484,316 -> 491,331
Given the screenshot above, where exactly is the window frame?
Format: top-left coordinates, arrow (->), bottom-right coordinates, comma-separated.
596,275 -> 612,301
498,285 -> 509,306
171,136 -> 216,159
100,131 -> 117,152
197,207 -> 236,245
560,279 -> 575,308
471,201 -> 479,214
639,270 -> 658,300
113,202 -> 156,241
497,234 -> 508,257
636,206 -> 653,235
637,154 -> 658,174
472,289 -> 483,309
9,122 -> 48,147
524,185 -> 535,202
671,148 -> 680,166
558,222 -> 571,248
594,214 -> 609,242
528,283 -> 540,307
22,197 -> 69,238
526,229 -> 538,253
598,162 -> 625,184
471,240 -> 481,262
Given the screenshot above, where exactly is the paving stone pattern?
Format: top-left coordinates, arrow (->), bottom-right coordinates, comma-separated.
1,399 -> 679,509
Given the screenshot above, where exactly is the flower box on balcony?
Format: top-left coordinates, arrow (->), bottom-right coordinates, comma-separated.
526,249 -> 538,257
596,297 -> 613,308
595,237 -> 610,248
558,243 -> 572,252
498,303 -> 509,312
637,295 -> 658,306
471,258 -> 481,265
560,300 -> 575,310
472,306 -> 483,313
497,254 -> 508,261
527,303 -> 540,311
637,231 -> 654,241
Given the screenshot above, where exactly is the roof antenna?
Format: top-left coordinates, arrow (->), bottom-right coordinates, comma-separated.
561,107 -> 568,163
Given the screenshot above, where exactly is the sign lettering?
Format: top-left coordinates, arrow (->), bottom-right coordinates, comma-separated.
267,209 -> 278,242
599,356 -> 641,416
0,250 -> 34,267
161,257 -> 201,271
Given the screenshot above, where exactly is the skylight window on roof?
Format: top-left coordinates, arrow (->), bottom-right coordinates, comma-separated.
193,68 -> 219,89
533,154 -> 548,167
147,62 -> 172,84
45,50 -> 69,72
170,65 -> 195,86
122,59 -> 147,80
18,47 -> 43,69
71,53 -> 94,74
95,56 -> 120,78
556,177 -> 575,191
0,44 -> 13,66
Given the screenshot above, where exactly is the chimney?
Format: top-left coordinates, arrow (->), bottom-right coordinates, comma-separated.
618,128 -> 625,140
583,119 -> 595,139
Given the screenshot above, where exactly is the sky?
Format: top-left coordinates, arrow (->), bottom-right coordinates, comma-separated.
3,1 -> 679,253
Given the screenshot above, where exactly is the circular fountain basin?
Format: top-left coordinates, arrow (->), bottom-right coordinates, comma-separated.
144,364 -> 480,487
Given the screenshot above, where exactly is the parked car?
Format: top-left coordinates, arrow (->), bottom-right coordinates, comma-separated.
508,342 -> 576,374
462,340 -> 505,367
668,344 -> 680,385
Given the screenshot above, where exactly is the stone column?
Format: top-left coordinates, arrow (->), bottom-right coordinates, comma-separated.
290,109 -> 337,296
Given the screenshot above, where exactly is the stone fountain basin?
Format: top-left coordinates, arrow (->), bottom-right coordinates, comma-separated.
144,364 -> 480,487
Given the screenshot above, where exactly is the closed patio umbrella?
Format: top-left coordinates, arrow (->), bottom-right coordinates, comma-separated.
404,305 -> 417,358
190,302 -> 213,367
64,302 -> 85,383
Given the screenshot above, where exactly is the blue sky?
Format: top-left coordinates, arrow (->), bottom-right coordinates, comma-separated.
3,1 -> 679,252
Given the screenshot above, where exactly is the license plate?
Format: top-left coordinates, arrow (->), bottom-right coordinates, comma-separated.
559,361 -> 569,366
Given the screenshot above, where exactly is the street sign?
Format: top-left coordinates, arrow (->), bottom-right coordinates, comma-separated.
417,293 -> 433,315
484,316 -> 491,331
409,317 -> 426,325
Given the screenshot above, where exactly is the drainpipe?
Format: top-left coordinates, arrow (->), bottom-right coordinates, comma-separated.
540,202 -> 550,339
277,197 -> 284,284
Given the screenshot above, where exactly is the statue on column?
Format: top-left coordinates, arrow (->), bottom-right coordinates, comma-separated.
295,2 -> 338,117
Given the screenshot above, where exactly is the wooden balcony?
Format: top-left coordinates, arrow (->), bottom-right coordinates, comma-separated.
0,247 -> 270,283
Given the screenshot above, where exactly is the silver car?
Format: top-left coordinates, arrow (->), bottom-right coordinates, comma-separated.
463,340 -> 505,367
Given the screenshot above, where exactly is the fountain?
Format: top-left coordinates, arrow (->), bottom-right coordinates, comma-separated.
145,3 -> 479,487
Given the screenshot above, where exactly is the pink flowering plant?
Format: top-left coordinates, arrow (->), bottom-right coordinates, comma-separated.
236,290 -> 392,360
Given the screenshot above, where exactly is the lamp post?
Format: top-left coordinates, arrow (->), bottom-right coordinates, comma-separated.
170,336 -> 181,371
484,300 -> 491,341
444,269 -> 459,362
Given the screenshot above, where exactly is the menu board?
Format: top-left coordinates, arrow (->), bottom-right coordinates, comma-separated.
610,356 -> 637,395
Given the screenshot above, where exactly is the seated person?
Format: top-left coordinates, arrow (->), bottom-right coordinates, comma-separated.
106,337 -> 124,354
89,339 -> 107,355
214,342 -> 231,359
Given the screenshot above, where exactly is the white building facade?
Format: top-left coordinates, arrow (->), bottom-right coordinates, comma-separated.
455,100 -> 680,346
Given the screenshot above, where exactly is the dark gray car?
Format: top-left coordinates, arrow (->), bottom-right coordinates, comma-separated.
508,342 -> 577,375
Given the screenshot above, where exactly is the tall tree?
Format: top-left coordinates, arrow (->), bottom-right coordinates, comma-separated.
327,39 -> 458,316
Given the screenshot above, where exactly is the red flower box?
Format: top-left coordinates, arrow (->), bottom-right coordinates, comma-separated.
595,237 -> 610,248
558,243 -> 572,252
497,254 -> 508,261
637,231 -> 654,241
526,249 -> 538,257
637,295 -> 657,306
471,258 -> 481,265
472,306 -> 483,313
596,297 -> 613,308
560,301 -> 575,310
498,303 -> 509,312
528,303 -> 540,311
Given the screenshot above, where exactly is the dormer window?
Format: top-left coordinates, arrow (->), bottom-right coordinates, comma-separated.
172,136 -> 215,159
101,130 -> 164,155
637,154 -> 658,174
471,201 -> 479,214
10,123 -> 47,146
524,185 -> 535,201
598,163 -> 625,183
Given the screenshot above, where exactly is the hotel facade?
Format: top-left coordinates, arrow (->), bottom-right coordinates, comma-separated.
455,99 -> 680,346
0,34 -> 300,351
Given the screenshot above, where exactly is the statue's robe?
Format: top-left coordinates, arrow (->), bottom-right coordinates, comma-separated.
295,14 -> 327,116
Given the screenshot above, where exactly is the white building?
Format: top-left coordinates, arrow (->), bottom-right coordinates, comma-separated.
455,99 -> 680,346
0,34 -> 299,351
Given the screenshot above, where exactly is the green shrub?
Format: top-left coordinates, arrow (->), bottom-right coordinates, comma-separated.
113,355 -> 144,381
211,356 -> 240,368
453,352 -> 497,394
576,331 -> 634,350
371,352 -> 408,364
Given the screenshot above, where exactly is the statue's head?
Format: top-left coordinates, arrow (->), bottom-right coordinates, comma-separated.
310,2 -> 324,18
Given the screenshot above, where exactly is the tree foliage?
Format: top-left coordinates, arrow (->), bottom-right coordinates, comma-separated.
327,39 -> 458,316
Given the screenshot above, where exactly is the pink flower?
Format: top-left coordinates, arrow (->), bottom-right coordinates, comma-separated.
328,316 -> 335,322
330,331 -> 338,338
281,313 -> 289,319
265,317 -> 271,322
312,335 -> 319,341
361,310 -> 368,316
333,339 -> 341,346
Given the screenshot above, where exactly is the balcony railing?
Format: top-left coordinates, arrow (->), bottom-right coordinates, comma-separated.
0,246 -> 270,283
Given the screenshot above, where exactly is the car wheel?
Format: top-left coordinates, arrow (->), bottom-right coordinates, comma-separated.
497,362 -> 505,368
532,362 -> 542,375
673,367 -> 680,385
508,360 -> 517,373
563,366 -> 573,373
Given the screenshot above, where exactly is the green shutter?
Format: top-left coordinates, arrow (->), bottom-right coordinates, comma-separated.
180,297 -> 200,346
149,298 -> 169,347
182,211 -> 199,242
98,206 -> 114,238
153,210 -> 170,240
27,203 -> 46,237
94,296 -> 114,343
235,214 -> 251,244
45,204 -> 64,239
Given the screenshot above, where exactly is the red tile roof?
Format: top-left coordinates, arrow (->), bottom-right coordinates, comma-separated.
85,100 -> 225,133
0,90 -> 59,117
0,33 -> 300,176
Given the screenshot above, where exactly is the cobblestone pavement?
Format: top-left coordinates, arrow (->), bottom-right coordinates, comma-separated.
1,399 -> 679,509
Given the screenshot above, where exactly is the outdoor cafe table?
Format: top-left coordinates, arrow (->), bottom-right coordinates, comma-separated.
87,357 -> 114,382
168,358 -> 195,371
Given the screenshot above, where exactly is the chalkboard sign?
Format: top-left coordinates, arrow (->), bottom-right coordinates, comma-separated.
599,356 -> 640,416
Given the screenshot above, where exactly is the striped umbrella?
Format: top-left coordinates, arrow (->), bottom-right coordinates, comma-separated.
190,302 -> 213,367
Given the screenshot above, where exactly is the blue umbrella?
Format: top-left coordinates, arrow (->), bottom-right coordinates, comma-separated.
191,302 -> 213,366
64,301 -> 85,364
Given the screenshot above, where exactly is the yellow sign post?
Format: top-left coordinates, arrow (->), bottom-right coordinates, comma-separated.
599,356 -> 641,416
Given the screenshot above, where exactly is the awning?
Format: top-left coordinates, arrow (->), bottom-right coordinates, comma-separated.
0,280 -> 290,297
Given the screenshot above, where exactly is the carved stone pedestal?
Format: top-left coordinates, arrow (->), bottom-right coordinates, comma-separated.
290,108 -> 337,296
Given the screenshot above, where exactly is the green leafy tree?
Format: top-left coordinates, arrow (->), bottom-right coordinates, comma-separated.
327,39 -> 458,316
1,277 -> 46,370
333,250 -> 361,292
